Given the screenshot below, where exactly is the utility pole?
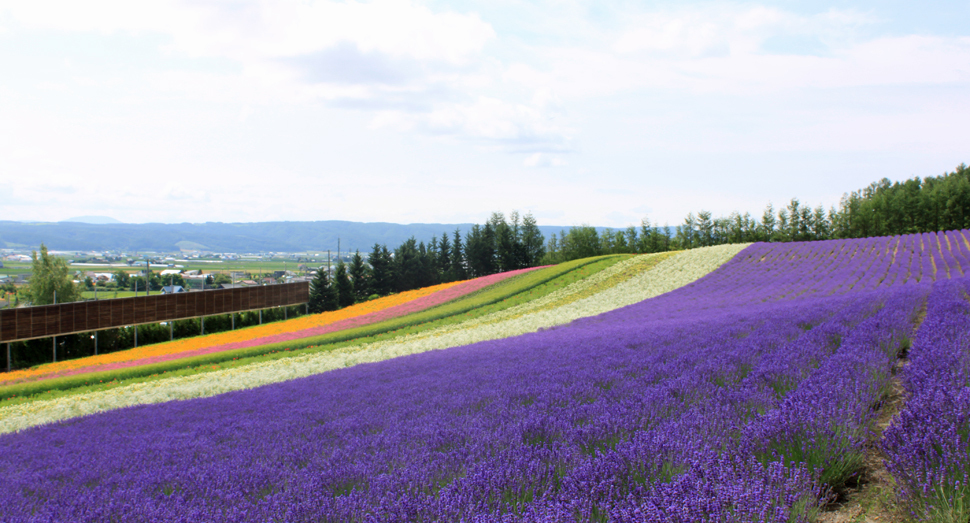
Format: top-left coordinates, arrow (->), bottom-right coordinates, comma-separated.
52,291 -> 56,363
146,260 -> 150,296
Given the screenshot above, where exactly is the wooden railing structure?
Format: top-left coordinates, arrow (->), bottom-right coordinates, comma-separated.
1,283 -> 309,369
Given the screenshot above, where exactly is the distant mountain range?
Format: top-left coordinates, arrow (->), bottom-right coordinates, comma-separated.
61,216 -> 124,225
0,220 -> 600,254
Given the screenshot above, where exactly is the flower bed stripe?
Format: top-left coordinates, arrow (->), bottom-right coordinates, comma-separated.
0,248 -> 741,433
0,270 -> 537,387
883,276 -> 970,521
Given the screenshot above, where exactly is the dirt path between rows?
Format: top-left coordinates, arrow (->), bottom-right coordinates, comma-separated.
817,359 -> 911,522
817,308 -> 925,523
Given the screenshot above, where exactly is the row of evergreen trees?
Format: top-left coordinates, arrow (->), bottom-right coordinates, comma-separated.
309,211 -> 546,313
545,163 -> 970,262
308,164 -> 970,302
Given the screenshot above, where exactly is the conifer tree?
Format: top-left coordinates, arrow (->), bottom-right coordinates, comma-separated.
335,261 -> 355,308
437,232 -> 451,280
349,250 -> 368,302
464,224 -> 494,277
394,237 -> 420,292
417,241 -> 436,288
449,228 -> 466,281
368,243 -> 392,297
380,245 -> 395,294
309,267 -> 337,313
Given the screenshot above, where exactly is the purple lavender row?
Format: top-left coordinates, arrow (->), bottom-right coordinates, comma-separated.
558,288 -> 923,522
741,285 -> 925,489
665,230 -> 967,313
883,275 -> 970,522
0,278 -> 900,520
0,305 -> 786,520
532,292 -> 893,522
0,232 -> 966,522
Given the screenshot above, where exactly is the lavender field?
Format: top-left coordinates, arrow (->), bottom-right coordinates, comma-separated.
2,231 -> 970,522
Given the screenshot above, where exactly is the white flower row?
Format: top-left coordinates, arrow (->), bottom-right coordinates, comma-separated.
0,244 -> 748,434
458,252 -> 671,327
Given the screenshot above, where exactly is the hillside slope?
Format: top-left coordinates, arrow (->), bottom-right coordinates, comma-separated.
2,232 -> 969,521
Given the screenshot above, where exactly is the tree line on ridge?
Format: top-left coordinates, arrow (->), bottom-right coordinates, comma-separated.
308,211 -> 545,313
545,163 -> 970,263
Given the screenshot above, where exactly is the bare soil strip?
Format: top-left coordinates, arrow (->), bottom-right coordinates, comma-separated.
818,305 -> 927,523
817,358 -> 911,523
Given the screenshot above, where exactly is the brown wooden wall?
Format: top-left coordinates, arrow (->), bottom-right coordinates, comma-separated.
0,283 -> 309,343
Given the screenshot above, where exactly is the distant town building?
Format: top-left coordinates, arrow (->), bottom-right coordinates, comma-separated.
161,285 -> 186,294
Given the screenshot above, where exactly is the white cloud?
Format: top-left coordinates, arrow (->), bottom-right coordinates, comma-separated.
0,0 -> 497,103
523,153 -> 566,168
1,0 -> 578,150
1,0 -> 494,63
1,1 -> 967,227
372,96 -> 574,151
501,5 -> 970,101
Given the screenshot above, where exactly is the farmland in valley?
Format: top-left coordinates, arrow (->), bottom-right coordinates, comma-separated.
1,232 -> 970,521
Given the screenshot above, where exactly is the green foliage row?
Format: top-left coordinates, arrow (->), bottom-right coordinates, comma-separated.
0,255 -> 627,403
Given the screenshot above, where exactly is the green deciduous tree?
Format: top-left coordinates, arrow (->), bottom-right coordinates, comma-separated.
113,269 -> 131,289
758,204 -> 775,242
520,213 -> 545,266
558,225 -> 601,261
27,243 -> 79,305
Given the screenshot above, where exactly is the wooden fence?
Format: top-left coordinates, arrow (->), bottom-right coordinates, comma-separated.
0,283 -> 309,343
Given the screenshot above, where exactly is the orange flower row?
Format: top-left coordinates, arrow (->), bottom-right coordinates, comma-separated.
0,281 -> 464,386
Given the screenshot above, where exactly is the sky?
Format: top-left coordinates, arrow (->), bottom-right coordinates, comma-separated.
0,0 -> 968,228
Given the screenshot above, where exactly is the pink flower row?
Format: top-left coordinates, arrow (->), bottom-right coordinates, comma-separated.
35,267 -> 545,380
